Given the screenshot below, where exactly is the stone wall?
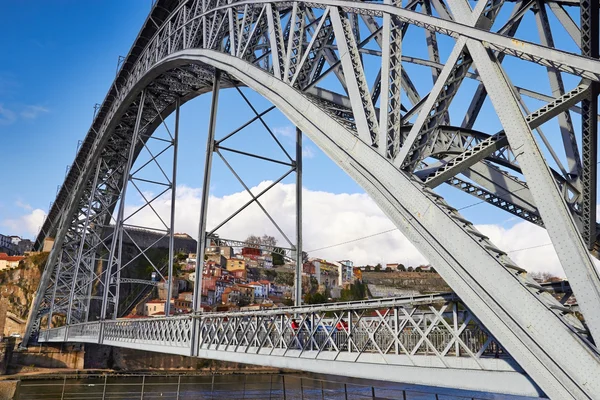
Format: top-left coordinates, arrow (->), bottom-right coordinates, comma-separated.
362,271 -> 451,294
10,344 -> 84,370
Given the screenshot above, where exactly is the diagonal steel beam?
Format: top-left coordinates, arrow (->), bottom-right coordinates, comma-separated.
447,0 -> 600,359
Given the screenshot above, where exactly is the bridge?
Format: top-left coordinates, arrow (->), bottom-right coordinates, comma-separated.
22,0 -> 600,398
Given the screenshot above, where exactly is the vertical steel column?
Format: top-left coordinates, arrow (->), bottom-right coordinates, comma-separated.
101,90 -> 146,320
581,0 -> 599,248
83,253 -> 98,322
66,159 -> 102,325
295,127 -> 303,306
165,98 -> 181,317
453,302 -> 460,357
46,250 -> 64,329
193,70 -> 221,312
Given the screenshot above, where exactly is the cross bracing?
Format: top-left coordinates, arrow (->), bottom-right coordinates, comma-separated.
24,0 -> 600,398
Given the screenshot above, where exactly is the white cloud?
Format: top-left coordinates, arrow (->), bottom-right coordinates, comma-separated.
2,208 -> 46,239
302,145 -> 316,159
477,222 -> 563,277
0,104 -> 49,125
0,104 -> 16,125
122,182 -> 570,275
20,105 -> 49,120
273,126 -> 295,139
15,200 -> 33,211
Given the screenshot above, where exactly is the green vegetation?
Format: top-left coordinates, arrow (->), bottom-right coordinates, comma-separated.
275,271 -> 294,286
304,292 -> 328,304
29,252 -> 49,272
340,281 -> 368,302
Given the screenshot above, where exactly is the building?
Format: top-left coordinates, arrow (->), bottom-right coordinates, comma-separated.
222,287 -> 241,305
206,253 -> 227,268
0,253 -> 24,271
173,292 -> 193,312
206,245 -> 233,259
338,260 -> 354,285
258,254 -> 273,269
214,279 -> 227,304
241,247 -> 261,257
0,235 -> 16,254
158,277 -> 180,300
143,299 -> 174,316
248,282 -> 268,299
306,258 -> 341,288
226,258 -> 246,272
17,239 -> 33,254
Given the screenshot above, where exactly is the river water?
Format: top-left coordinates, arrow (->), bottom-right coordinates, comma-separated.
17,373 -> 542,400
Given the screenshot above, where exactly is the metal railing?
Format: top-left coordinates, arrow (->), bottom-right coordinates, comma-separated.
17,373 -> 504,400
39,295 -> 508,366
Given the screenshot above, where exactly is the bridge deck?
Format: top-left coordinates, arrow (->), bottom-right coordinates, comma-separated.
38,295 -> 541,396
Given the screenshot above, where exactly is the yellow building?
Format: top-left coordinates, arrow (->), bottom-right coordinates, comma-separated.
226,258 -> 246,271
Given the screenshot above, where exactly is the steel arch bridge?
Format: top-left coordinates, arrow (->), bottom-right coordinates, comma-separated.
25,0 -> 600,398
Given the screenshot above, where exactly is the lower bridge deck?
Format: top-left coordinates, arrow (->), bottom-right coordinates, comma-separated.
37,294 -> 542,397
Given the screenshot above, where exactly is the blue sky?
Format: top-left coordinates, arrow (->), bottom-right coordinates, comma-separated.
0,1 -> 585,274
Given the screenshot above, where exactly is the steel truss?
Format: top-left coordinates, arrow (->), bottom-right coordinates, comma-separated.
26,0 -> 600,398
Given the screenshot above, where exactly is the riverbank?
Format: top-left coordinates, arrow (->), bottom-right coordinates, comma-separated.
2,367 -> 286,380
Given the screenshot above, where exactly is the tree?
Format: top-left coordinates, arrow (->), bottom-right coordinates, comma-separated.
261,234 -> 277,248
430,267 -> 436,274
365,265 -> 372,272
374,263 -> 382,272
304,292 -> 327,304
340,282 -> 368,301
415,266 -> 422,272
397,264 -> 406,272
246,235 -> 261,246
237,296 -> 250,307
407,266 -> 414,272
530,271 -> 558,282
275,271 -> 294,286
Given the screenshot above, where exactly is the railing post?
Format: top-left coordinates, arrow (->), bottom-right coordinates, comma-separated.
282,375 -> 286,400
348,310 -> 352,352
269,374 -> 273,400
102,374 -> 108,400
300,377 -> 304,400
242,374 -> 247,399
140,375 -> 145,400
344,383 -> 348,400
321,380 -> 325,399
210,373 -> 215,400
371,386 -> 375,399
60,376 -> 66,400
394,307 -> 399,355
176,375 -> 181,400
403,389 -> 407,400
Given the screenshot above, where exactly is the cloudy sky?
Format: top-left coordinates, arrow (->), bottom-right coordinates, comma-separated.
0,1 -> 590,279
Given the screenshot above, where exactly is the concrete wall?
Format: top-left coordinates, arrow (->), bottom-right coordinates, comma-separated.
84,344 -> 277,372
0,381 -> 19,400
10,345 -> 84,370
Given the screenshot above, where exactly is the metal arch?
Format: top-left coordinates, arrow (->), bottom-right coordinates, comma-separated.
31,44 -> 597,391
25,0 -> 600,397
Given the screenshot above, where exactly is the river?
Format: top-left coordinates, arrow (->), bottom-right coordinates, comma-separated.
17,373 -> 542,400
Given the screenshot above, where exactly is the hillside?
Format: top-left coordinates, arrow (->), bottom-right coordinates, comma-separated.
361,271 -> 451,297
0,252 -> 46,320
